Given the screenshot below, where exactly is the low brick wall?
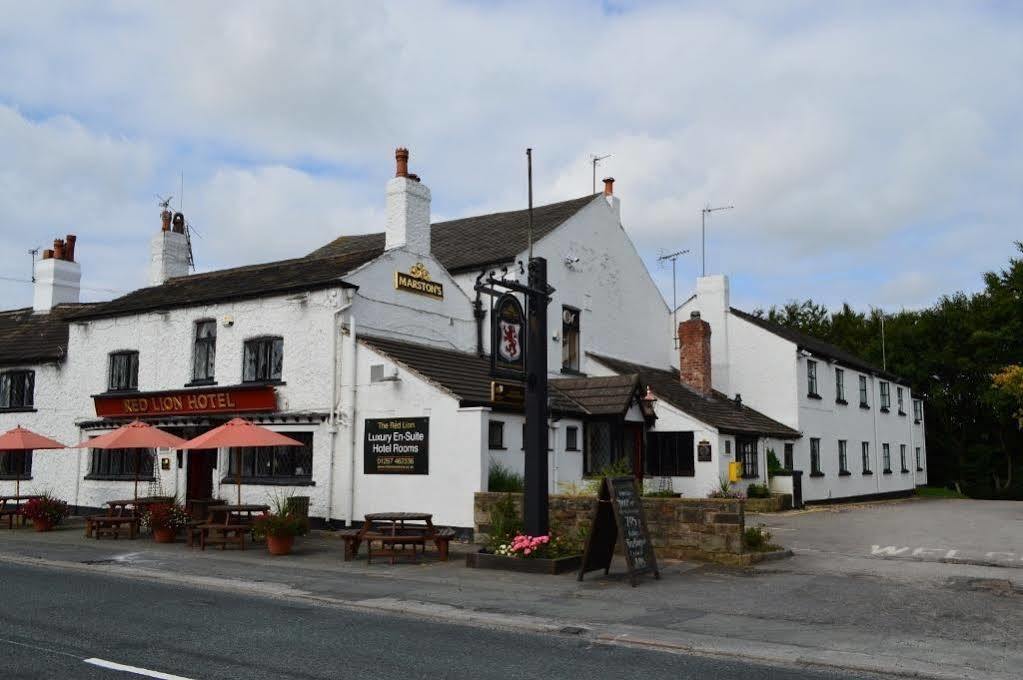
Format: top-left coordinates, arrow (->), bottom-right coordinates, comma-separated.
745,494 -> 792,513
474,492 -> 747,564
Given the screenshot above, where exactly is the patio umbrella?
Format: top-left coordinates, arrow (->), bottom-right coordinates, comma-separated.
181,418 -> 304,505
75,421 -> 187,501
0,426 -> 67,498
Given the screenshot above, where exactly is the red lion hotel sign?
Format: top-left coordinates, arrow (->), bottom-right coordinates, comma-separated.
93,385 -> 277,418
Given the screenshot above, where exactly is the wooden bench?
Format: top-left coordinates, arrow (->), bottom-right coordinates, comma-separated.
199,523 -> 249,550
434,527 -> 457,561
339,528 -> 363,561
1,506 -> 20,529
85,515 -> 140,539
366,532 -> 425,565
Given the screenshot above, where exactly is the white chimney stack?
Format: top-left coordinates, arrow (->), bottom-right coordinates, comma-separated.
33,235 -> 81,313
384,147 -> 431,254
151,209 -> 190,285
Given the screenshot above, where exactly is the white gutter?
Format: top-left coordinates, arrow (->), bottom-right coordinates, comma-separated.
343,315 -> 358,525
326,291 -> 354,524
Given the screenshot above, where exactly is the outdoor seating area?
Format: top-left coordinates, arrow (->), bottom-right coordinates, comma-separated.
339,512 -> 455,565
0,495 -> 43,529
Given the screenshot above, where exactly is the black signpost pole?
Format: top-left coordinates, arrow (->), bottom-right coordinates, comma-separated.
523,256 -> 550,536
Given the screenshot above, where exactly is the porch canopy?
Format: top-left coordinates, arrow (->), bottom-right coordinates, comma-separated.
75,420 -> 187,501
0,426 -> 67,498
181,418 -> 304,505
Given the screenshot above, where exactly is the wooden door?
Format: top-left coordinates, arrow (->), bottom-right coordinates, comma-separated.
623,423 -> 644,481
186,451 -> 215,500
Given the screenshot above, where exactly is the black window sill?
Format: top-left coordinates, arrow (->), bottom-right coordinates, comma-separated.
488,446 -> 507,451
220,477 -> 314,486
806,393 -> 822,400
916,467 -> 924,472
882,470 -> 893,475
560,368 -> 585,377
897,411 -> 907,417
565,448 -> 580,452
838,471 -> 851,476
835,399 -> 848,406
241,380 -> 286,387
0,407 -> 36,413
879,407 -> 890,414
84,475 -> 157,482
914,419 -> 921,425
0,475 -> 32,481
185,379 -> 218,388
809,472 -> 825,478
104,389 -> 140,396
741,474 -> 760,480
900,469 -> 910,474
862,470 -> 873,475
859,403 -> 870,409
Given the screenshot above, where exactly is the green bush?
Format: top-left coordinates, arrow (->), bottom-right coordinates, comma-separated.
486,493 -> 523,550
488,461 -> 524,492
767,449 -> 784,476
744,524 -> 774,551
746,483 -> 772,498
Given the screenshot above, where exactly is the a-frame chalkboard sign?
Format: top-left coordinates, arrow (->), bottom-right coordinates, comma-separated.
577,476 -> 660,586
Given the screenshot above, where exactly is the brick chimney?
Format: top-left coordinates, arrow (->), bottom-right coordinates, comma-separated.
151,209 -> 189,285
678,311 -> 712,396
385,147 -> 431,254
603,177 -> 614,196
33,234 -> 81,312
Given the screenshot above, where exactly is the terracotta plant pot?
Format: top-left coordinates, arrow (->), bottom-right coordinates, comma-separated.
266,534 -> 295,556
32,518 -> 54,532
153,527 -> 177,543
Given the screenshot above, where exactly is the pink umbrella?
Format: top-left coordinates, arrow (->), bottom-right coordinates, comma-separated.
181,418 -> 303,505
0,426 -> 67,498
75,421 -> 187,501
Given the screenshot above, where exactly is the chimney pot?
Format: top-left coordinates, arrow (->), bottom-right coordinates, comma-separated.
52,239 -> 65,261
690,311 -> 701,319
603,177 -> 615,196
42,249 -> 54,260
678,312 -> 713,396
161,209 -> 172,232
65,234 -> 77,262
395,147 -> 410,178
172,212 -> 185,234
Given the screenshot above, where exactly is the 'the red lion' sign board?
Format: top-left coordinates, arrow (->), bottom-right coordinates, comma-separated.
94,385 -> 277,418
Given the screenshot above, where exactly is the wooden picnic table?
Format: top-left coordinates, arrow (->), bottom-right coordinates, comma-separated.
340,512 -> 455,564
85,499 -> 141,539
0,495 -> 44,528
198,504 -> 269,551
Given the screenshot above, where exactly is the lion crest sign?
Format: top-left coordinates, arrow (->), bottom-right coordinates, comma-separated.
492,293 -> 526,376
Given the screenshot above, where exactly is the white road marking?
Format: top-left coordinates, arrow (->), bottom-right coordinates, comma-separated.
84,658 -> 196,680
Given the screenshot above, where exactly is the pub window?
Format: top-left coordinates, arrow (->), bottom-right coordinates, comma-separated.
108,351 -> 139,392
882,443 -> 892,473
783,443 -> 794,470
916,446 -> 923,470
0,451 -> 32,479
913,399 -> 923,423
806,360 -> 819,397
738,438 -> 758,479
900,444 -> 908,472
834,368 -> 845,403
243,336 -> 284,383
227,432 -> 313,483
584,421 -> 623,475
561,306 -> 580,372
879,381 -> 891,411
861,441 -> 872,473
858,375 -> 869,407
897,387 -> 905,415
565,426 -> 579,451
645,432 -> 695,477
192,319 -> 217,383
0,370 -> 34,410
88,448 -> 154,480
488,421 -> 505,450
810,438 -> 822,476
838,440 -> 849,474
724,440 -> 732,455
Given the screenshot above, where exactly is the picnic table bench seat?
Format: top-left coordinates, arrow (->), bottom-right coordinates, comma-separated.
85,515 -> 140,539
199,523 -> 249,551
339,524 -> 457,562
1,505 -> 20,529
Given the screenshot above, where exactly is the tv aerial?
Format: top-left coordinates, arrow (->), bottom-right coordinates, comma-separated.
658,248 -> 690,348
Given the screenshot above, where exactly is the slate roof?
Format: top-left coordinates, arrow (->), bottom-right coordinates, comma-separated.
589,353 -> 802,439
359,335 -> 646,416
729,307 -> 901,382
71,250 -> 372,321
309,194 -> 599,274
0,304 -> 96,366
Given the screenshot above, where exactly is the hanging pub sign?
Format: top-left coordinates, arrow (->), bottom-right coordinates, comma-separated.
491,292 -> 526,377
578,476 -> 660,587
394,262 -> 444,300
364,417 -> 429,474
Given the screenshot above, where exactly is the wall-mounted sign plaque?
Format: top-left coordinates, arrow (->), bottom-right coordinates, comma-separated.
364,417 -> 429,474
395,262 -> 444,300
697,440 -> 712,462
93,385 -> 277,418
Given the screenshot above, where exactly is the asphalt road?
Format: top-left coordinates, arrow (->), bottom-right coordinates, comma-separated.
0,562 -> 884,680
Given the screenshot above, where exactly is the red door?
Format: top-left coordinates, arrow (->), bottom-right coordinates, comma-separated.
186,451 -> 215,500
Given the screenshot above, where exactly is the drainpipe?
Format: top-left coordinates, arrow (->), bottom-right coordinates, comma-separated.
326,291 -> 354,525
343,315 -> 358,525
549,421 -> 560,494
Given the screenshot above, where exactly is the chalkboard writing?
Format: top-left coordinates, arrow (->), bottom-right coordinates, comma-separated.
578,476 -> 659,586
364,417 -> 429,474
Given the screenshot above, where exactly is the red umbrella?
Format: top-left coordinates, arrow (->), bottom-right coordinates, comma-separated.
181,418 -> 304,505
0,426 -> 67,498
75,421 -> 187,501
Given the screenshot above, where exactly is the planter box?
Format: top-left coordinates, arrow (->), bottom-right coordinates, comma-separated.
465,550 -> 581,575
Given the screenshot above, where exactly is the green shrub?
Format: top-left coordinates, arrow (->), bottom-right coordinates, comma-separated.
744,524 -> 774,551
767,449 -> 783,476
488,461 -> 524,492
746,483 -> 772,498
486,493 -> 523,550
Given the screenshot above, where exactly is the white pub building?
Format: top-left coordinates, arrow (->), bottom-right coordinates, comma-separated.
0,149 -> 926,529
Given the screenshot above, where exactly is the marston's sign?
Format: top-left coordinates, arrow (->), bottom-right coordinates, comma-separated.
394,262 -> 444,300
93,385 -> 278,418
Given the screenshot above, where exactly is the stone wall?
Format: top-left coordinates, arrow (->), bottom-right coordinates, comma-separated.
474,492 -> 747,564
745,494 -> 792,513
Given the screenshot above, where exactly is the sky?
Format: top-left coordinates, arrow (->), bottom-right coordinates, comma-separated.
1,1 -> 1020,314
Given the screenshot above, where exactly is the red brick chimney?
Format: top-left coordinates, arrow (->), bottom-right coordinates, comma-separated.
679,311 -> 712,396
603,177 -> 614,196
395,147 -> 409,178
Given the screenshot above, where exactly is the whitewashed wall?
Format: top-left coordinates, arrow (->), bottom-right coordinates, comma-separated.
483,411 -> 585,494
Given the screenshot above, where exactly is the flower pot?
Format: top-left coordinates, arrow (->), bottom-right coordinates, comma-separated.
152,527 -> 177,543
32,518 -> 54,532
465,550 -> 582,575
266,534 -> 294,556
